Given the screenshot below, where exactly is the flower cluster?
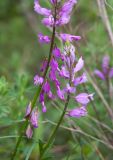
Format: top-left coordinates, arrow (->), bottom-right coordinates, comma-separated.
94,55 -> 113,80
57,43 -> 94,117
25,0 -> 93,138
33,42 -> 94,119
34,0 -> 77,27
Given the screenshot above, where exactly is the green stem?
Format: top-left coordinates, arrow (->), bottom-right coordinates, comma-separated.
10,14 -> 56,160
40,95 -> 70,159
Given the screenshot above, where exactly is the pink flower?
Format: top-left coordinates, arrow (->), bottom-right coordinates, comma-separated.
43,81 -> 50,94
60,33 -> 81,42
34,0 -> 51,16
75,93 -> 94,105
57,87 -> 65,100
64,83 -> 76,94
38,33 -> 51,44
59,65 -> 70,79
94,69 -> 105,80
34,74 -> 43,85
53,47 -> 61,58
42,15 -> 54,27
26,125 -> 33,139
41,101 -> 47,113
25,102 -> 31,118
74,57 -> 84,73
67,106 -> 87,118
30,108 -> 38,128
73,73 -> 87,86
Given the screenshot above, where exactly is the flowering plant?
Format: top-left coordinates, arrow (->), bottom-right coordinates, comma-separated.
11,1 -> 94,159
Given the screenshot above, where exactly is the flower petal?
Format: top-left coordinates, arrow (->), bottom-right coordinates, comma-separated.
74,57 -> 84,73
60,33 -> 81,42
53,47 -> 61,58
25,102 -> 31,118
73,73 -> 87,86
67,106 -> 87,118
26,125 -> 33,139
30,108 -> 38,128
75,93 -> 94,105
34,0 -> 51,16
38,33 -> 51,44
94,69 -> 105,80
34,74 -> 44,85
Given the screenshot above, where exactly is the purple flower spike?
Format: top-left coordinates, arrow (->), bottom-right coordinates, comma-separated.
102,55 -> 110,74
53,47 -> 61,58
30,108 -> 38,128
34,74 -> 44,85
25,102 -> 32,118
74,73 -> 87,86
75,93 -> 94,105
38,33 -> 51,44
67,106 -> 87,118
94,69 -> 105,80
26,125 -> 33,139
60,33 -> 81,42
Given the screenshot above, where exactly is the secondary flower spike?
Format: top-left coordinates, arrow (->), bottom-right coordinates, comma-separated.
94,55 -> 113,80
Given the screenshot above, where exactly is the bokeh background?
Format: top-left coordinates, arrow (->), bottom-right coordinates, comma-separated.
0,0 -> 113,159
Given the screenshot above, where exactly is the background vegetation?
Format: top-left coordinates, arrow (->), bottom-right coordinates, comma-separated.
0,0 -> 113,159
